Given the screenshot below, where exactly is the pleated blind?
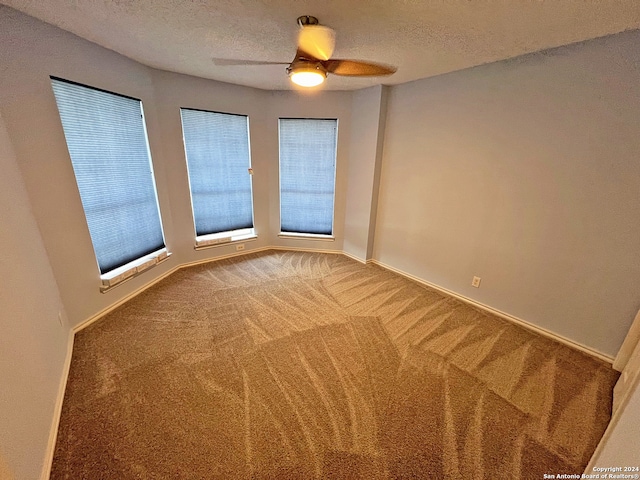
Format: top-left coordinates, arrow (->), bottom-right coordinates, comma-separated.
51,78 -> 165,274
180,109 -> 254,236
279,118 -> 337,235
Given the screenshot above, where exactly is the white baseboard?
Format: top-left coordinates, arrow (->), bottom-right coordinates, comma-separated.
180,246 -> 272,269
368,259 -> 614,364
40,330 -> 74,480
341,250 -> 367,264
73,265 -> 182,334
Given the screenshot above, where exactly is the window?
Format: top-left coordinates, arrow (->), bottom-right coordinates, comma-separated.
51,77 -> 166,283
278,118 -> 338,237
180,108 -> 254,246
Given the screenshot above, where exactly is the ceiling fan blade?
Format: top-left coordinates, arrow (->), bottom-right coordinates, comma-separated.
297,25 -> 336,61
213,58 -> 289,66
323,59 -> 397,77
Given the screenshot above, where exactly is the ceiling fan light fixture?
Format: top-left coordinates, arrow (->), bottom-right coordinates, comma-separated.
288,65 -> 327,87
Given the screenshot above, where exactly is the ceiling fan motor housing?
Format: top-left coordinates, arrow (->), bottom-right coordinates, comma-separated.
297,15 -> 319,27
286,59 -> 327,77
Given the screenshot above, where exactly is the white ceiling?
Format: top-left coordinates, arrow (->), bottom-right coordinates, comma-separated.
3,0 -> 640,91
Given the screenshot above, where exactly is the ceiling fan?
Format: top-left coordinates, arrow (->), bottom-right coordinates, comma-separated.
214,16 -> 397,87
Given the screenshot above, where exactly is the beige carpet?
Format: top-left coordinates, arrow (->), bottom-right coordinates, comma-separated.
51,251 -> 618,479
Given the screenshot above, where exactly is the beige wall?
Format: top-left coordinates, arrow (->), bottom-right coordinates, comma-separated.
374,30 -> 640,358
0,110 -> 69,479
343,85 -> 388,261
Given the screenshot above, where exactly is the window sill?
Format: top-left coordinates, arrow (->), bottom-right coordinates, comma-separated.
100,249 -> 171,292
279,232 -> 335,242
195,230 -> 257,250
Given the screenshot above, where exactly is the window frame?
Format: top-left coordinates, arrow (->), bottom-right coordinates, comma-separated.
277,117 -> 338,240
50,76 -> 169,291
180,107 -> 256,249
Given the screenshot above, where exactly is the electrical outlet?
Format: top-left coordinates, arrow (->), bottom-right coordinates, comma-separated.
236,244 -> 245,251
472,276 -> 481,288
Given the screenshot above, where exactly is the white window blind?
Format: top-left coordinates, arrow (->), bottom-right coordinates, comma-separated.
279,118 -> 337,235
51,77 -> 165,275
180,108 -> 254,237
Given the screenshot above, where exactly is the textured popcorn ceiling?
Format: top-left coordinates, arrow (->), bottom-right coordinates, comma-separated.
3,0 -> 640,90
